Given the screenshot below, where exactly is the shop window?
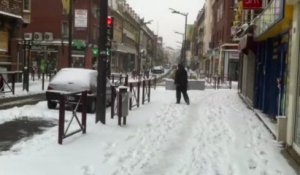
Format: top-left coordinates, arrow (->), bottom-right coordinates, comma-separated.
62,21 -> 69,38
23,0 -> 31,11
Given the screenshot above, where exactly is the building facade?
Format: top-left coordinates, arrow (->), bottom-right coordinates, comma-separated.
235,0 -> 300,158
0,0 -> 24,72
211,0 -> 238,80
192,8 -> 205,74
11,0 -> 159,76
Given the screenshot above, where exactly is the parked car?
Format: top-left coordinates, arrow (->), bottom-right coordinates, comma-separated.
46,68 -> 112,113
151,66 -> 164,74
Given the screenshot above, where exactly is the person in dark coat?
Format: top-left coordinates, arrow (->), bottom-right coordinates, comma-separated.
174,63 -> 190,104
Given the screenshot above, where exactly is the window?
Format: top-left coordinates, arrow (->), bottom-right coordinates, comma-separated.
23,0 -> 30,11
62,21 -> 69,37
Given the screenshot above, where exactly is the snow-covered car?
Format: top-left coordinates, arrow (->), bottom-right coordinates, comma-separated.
151,66 -> 164,74
46,68 -> 112,113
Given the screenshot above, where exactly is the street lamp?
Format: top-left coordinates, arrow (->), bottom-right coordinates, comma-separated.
174,31 -> 184,66
137,19 -> 152,75
23,38 -> 32,92
169,8 -> 188,65
68,0 -> 74,67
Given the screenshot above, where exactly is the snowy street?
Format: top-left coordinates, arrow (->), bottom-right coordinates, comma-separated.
0,87 -> 297,175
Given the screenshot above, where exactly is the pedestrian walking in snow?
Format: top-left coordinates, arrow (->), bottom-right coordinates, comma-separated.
174,63 -> 190,105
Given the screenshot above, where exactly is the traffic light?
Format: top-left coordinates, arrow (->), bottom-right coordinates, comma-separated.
107,16 -> 114,40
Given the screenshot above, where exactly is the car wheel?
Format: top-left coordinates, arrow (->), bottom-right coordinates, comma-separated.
87,99 -> 96,113
47,101 -> 57,109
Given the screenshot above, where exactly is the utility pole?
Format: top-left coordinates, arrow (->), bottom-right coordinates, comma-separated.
137,19 -> 152,75
169,8 -> 188,66
68,0 -> 73,67
96,0 -> 108,124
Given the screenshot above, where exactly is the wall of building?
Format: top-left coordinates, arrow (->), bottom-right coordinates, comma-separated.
203,0 -> 212,55
0,0 -> 23,71
23,0 -> 62,37
287,2 -> 300,147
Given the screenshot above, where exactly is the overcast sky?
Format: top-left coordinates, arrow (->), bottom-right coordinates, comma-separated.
126,0 -> 205,49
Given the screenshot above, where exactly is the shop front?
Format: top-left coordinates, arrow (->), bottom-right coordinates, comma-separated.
72,39 -> 87,68
0,1 -> 23,72
238,33 -> 256,105
30,45 -> 59,75
253,0 -> 292,119
111,43 -> 136,73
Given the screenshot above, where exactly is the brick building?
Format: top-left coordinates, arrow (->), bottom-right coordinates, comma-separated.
211,0 -> 239,79
22,0 -> 99,73
0,0 -> 24,72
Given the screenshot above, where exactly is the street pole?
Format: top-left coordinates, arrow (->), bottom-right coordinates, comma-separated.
183,14 -> 187,66
169,9 -> 188,66
96,0 -> 108,124
137,26 -> 141,75
68,0 -> 73,67
137,20 -> 152,75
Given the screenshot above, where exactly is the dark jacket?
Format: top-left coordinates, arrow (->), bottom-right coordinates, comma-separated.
175,65 -> 188,87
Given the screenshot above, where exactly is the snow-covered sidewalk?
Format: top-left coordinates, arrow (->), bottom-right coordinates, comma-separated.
0,87 -> 297,175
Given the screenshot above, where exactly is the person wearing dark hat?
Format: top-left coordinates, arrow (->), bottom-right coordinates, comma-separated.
174,63 -> 190,105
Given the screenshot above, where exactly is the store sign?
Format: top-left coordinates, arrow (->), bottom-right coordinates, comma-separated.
243,0 -> 262,9
253,0 -> 284,38
229,52 -> 240,59
75,9 -> 88,28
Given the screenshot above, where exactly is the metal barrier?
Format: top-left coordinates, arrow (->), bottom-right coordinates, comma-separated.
110,87 -> 129,126
142,79 -> 151,104
47,90 -> 87,144
0,71 -> 21,95
109,73 -> 128,86
129,81 -> 141,110
205,76 -> 232,90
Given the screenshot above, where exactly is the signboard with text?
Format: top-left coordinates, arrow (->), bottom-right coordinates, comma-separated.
75,9 -> 88,28
243,0 -> 263,9
253,0 -> 284,38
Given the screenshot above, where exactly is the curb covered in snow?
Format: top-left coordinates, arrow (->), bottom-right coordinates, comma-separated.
238,93 -> 277,140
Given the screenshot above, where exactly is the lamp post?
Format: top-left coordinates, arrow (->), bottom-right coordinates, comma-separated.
68,0 -> 74,67
174,31 -> 184,62
137,19 -> 152,75
23,38 -> 32,92
169,8 -> 188,66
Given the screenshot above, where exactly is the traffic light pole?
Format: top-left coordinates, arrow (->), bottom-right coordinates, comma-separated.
68,0 -> 73,67
96,0 -> 108,124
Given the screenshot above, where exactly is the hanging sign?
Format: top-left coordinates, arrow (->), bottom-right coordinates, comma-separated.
243,0 -> 263,9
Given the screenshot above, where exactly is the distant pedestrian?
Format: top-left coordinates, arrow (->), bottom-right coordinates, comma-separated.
174,63 -> 190,105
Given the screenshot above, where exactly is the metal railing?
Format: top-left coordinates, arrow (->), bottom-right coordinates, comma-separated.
46,90 -> 87,144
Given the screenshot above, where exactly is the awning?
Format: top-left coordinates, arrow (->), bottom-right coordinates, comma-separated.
72,54 -> 85,58
239,34 -> 256,55
113,44 -> 136,55
0,61 -> 12,65
0,11 -> 22,19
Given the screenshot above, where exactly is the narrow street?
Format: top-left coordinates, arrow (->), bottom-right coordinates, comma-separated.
0,87 -> 299,175
98,88 -> 297,175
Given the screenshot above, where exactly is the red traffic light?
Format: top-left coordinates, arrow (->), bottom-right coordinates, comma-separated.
107,16 -> 113,26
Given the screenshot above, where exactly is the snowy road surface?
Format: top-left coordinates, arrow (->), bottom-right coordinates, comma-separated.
0,87 -> 297,175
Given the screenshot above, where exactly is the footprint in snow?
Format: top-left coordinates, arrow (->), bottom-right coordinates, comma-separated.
248,158 -> 257,170
81,165 -> 94,175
